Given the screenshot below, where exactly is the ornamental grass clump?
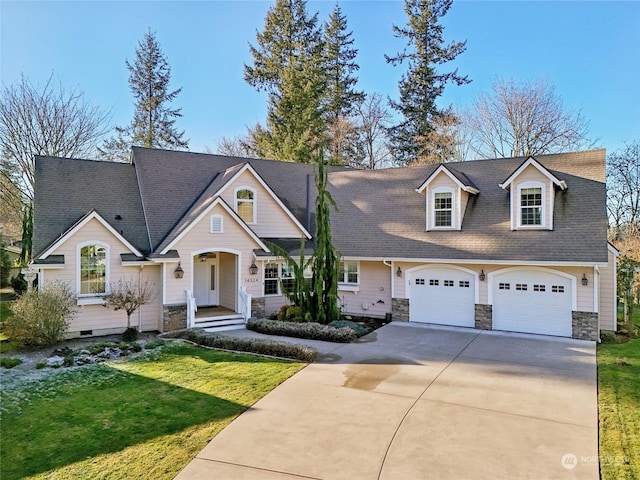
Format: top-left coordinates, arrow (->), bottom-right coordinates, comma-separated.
2,282 -> 76,346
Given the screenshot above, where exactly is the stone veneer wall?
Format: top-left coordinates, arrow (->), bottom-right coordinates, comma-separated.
252,297 -> 266,318
163,304 -> 187,332
475,304 -> 492,330
392,298 -> 410,322
572,311 -> 599,341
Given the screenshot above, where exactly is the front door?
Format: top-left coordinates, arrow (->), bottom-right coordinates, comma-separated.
194,256 -> 219,307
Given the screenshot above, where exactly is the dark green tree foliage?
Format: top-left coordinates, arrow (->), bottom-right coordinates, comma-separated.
323,3 -> 364,165
386,0 -> 470,164
19,204 -> 32,265
100,30 -> 187,161
310,152 -> 341,323
245,0 -> 327,163
268,239 -> 314,317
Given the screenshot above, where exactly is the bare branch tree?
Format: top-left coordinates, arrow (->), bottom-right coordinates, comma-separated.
467,78 -> 594,159
0,73 -> 111,205
354,92 -> 393,169
208,134 -> 256,158
104,278 -> 157,333
607,140 -> 640,240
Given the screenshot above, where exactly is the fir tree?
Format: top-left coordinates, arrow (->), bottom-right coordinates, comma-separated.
100,30 -> 188,161
386,0 -> 470,164
323,3 -> 364,165
245,0 -> 327,163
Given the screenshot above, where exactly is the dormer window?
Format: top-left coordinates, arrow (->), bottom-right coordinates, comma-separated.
520,186 -> 542,226
434,192 -> 453,227
416,164 -> 479,232
235,187 -> 256,224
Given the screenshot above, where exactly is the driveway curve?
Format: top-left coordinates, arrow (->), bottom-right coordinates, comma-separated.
175,322 -> 598,480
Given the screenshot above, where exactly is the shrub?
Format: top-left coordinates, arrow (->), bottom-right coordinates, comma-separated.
0,244 -> 11,288
163,329 -> 317,362
35,361 -> 46,369
0,357 -> 22,369
122,327 -> 138,342
2,282 -> 76,346
144,339 -> 165,349
10,274 -> 27,295
247,318 -> 357,343
328,320 -> 370,337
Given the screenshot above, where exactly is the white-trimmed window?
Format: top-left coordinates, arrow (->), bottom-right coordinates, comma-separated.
78,242 -> 108,296
339,260 -> 359,285
235,187 -> 256,224
210,214 -> 223,233
517,182 -> 545,228
263,262 -> 311,296
430,187 -> 456,230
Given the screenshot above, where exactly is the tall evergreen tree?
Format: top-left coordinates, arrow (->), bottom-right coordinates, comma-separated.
100,30 -> 188,161
386,0 -> 470,164
323,3 -> 364,165
311,151 -> 341,323
245,0 -> 327,163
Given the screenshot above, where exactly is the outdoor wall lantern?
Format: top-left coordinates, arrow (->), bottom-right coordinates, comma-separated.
199,253 -> 208,262
396,266 -> 403,277
582,273 -> 588,286
479,269 -> 486,281
249,262 -> 259,275
174,262 -> 184,279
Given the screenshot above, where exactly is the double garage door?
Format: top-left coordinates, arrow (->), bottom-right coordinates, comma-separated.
409,266 -> 573,337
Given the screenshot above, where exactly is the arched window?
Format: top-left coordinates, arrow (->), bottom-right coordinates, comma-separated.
235,187 -> 256,224
79,243 -> 108,295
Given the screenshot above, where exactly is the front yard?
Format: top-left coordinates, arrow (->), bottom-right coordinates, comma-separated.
0,342 -> 303,480
598,336 -> 640,479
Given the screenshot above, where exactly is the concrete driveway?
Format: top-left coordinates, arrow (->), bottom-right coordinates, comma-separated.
175,323 -> 598,479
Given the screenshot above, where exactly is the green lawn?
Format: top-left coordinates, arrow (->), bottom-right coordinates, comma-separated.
598,337 -> 640,480
0,342 -> 304,479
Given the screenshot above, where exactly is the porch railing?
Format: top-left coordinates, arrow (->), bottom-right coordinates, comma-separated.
186,289 -> 197,328
239,285 -> 252,322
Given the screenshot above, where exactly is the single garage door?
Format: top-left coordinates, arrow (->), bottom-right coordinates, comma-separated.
492,269 -> 573,337
409,266 -> 475,327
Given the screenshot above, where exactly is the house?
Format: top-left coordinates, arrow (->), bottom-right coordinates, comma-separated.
31,147 -> 616,341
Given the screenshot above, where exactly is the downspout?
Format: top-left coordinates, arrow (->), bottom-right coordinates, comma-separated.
383,260 -> 394,298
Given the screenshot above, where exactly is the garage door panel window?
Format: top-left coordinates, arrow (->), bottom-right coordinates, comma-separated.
459,281 -> 470,288
444,280 -> 454,287
415,278 -> 425,285
552,285 -> 565,293
516,283 -> 527,291
533,284 -> 546,292
499,282 -> 510,290
429,279 -> 439,286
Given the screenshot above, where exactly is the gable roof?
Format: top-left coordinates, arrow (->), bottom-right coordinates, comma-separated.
33,148 -> 608,265
33,156 -> 150,258
499,156 -> 568,191
39,209 -> 144,259
416,164 -> 480,194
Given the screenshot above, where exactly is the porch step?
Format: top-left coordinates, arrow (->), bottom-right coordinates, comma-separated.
194,315 -> 246,332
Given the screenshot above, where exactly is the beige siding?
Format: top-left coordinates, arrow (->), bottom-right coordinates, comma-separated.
220,170 -> 304,238
166,203 -> 267,305
340,261 -> 392,319
424,172 -> 466,231
509,165 -> 554,230
219,252 -> 237,310
599,248 -> 617,331
38,218 -> 163,336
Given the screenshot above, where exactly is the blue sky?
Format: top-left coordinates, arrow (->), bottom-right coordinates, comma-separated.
1,0 -> 639,156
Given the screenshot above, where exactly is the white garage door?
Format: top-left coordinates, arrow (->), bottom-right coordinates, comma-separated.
409,267 -> 475,327
492,269 -> 573,337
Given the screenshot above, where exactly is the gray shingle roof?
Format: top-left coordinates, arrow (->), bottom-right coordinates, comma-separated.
33,156 -> 150,257
33,147 -> 607,264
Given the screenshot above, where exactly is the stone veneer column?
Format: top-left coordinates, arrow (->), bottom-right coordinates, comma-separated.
163,304 -> 187,332
251,297 -> 266,319
572,311 -> 599,341
391,298 -> 410,322
474,304 -> 492,330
